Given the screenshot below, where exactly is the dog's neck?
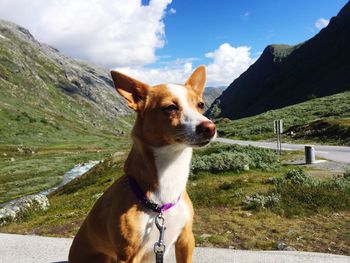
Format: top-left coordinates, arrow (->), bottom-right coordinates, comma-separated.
152,144 -> 192,203
124,137 -> 192,204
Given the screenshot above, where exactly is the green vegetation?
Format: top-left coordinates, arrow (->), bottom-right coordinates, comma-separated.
216,91 -> 350,145
0,153 -> 126,236
1,143 -> 349,255
270,44 -> 300,61
1,18 -> 349,256
0,21 -> 134,203
0,140 -> 129,203
191,143 -> 279,175
244,168 -> 350,216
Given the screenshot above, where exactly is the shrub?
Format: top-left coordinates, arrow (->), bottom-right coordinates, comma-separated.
190,143 -> 280,176
275,181 -> 350,216
283,168 -> 315,185
267,168 -> 318,186
248,168 -> 350,216
191,151 -> 250,174
344,167 -> 350,179
265,176 -> 284,185
40,118 -> 48,125
243,193 -> 281,210
328,174 -> 350,189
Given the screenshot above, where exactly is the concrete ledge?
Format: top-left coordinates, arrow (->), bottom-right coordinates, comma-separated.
0,233 -> 349,263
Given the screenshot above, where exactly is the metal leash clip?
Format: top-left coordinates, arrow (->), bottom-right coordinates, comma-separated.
154,213 -> 166,263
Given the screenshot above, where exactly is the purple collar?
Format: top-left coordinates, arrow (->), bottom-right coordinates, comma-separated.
127,176 -> 180,213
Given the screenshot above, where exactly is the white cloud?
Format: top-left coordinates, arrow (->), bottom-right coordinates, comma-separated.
315,18 -> 329,30
115,60 -> 194,85
205,43 -> 254,86
0,0 -> 172,67
114,43 -> 255,87
0,1 -> 254,87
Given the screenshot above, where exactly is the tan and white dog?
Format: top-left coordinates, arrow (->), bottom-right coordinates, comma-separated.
69,66 -> 216,263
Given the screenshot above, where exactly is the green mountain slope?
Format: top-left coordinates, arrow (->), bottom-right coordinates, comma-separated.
0,20 -> 133,203
208,2 -> 350,119
0,20 -> 132,147
216,91 -> 350,145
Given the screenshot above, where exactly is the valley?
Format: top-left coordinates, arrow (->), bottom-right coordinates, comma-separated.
1,2 -> 350,257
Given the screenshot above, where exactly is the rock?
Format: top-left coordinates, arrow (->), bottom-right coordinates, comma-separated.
284,246 -> 297,251
0,194 -> 49,226
200,234 -> 212,239
275,241 -> 297,251
243,212 -> 252,217
17,147 -> 24,153
276,241 -> 287,250
112,151 -> 124,158
10,157 -> 15,162
17,147 -> 35,155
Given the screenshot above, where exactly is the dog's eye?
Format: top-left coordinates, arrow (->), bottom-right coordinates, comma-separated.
197,102 -> 205,109
162,104 -> 179,113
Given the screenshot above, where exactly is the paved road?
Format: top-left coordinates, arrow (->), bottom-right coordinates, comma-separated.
215,138 -> 350,164
1,233 -> 349,263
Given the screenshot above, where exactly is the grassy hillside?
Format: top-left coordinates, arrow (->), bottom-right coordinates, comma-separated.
1,143 -> 349,255
216,91 -> 350,145
0,20 -> 133,203
0,20 -> 131,147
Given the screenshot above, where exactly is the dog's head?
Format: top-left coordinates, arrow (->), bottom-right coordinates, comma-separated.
111,66 -> 216,147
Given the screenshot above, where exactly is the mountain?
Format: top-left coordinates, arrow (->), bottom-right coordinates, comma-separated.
0,20 -> 132,146
207,2 -> 350,119
203,86 -> 225,110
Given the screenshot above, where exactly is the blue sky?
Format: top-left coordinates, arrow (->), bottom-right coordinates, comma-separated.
0,0 -> 347,86
156,0 -> 347,67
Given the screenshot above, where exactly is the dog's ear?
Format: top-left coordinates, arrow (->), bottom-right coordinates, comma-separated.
110,71 -> 149,111
185,65 -> 206,97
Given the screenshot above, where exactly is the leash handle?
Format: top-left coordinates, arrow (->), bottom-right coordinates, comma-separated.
155,214 -> 166,243
156,251 -> 164,263
154,213 -> 166,263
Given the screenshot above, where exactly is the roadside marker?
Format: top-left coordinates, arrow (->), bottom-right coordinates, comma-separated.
274,120 -> 283,154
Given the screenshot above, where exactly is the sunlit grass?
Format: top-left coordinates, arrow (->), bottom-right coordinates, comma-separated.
216,91 -> 350,145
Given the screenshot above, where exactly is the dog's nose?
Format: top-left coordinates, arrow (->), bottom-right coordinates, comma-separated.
195,121 -> 216,138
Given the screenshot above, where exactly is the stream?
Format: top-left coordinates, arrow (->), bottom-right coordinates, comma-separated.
39,160 -> 100,195
0,160 -> 99,208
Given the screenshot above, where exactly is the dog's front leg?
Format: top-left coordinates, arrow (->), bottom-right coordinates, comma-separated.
175,221 -> 195,263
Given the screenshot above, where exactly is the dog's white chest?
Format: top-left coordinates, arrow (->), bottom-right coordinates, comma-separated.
139,198 -> 190,262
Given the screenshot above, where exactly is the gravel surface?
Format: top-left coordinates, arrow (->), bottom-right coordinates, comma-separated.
1,233 -> 349,263
285,158 -> 349,173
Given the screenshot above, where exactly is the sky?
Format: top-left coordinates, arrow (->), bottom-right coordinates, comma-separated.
0,0 -> 347,86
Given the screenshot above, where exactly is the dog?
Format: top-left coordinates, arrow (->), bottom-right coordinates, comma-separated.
68,65 -> 216,263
